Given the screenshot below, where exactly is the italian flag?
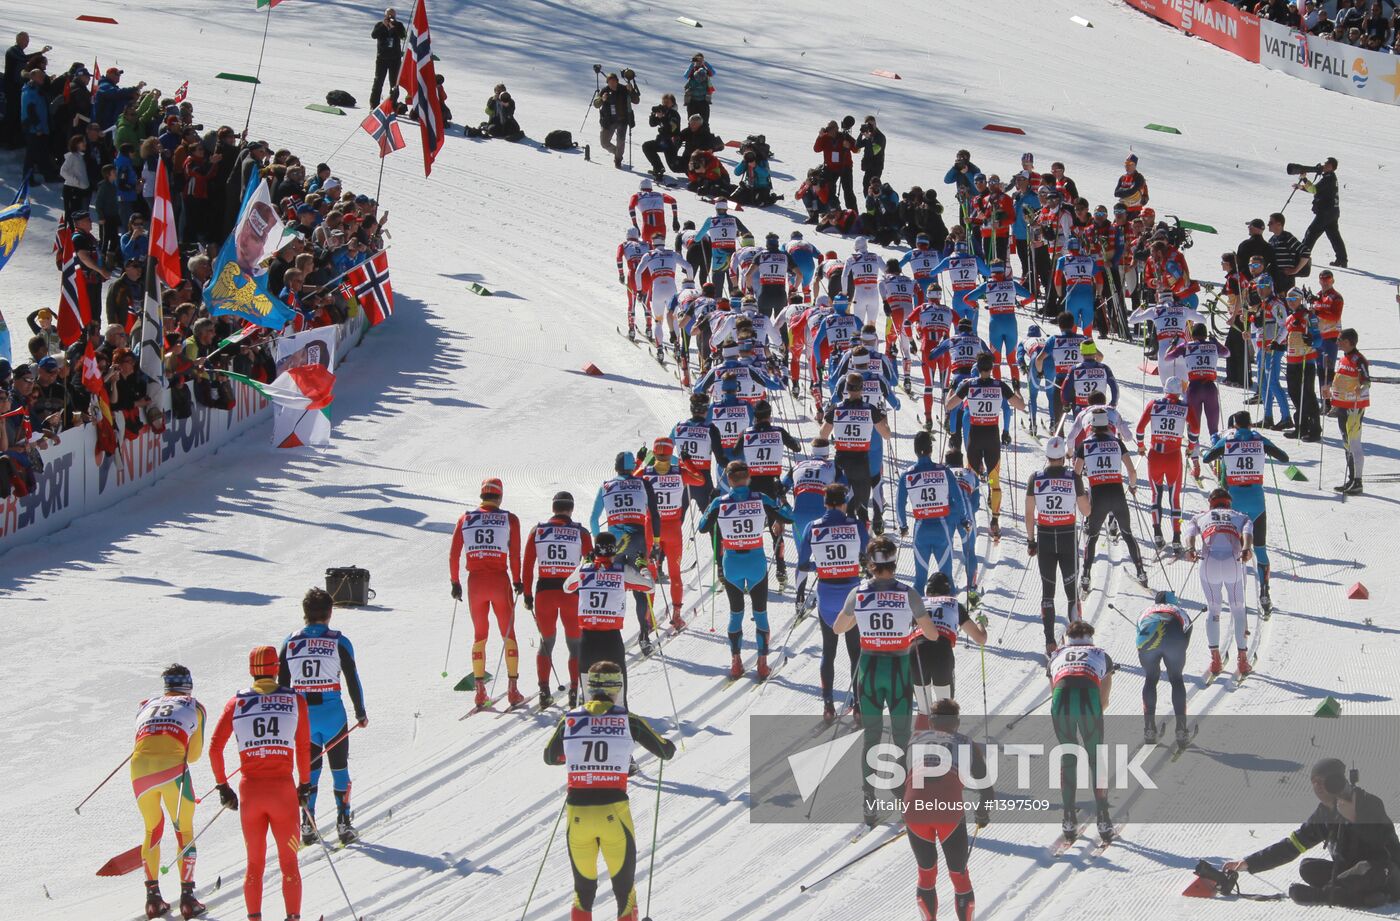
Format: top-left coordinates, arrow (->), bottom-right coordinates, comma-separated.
224,366 -> 336,447
255,0 -> 287,8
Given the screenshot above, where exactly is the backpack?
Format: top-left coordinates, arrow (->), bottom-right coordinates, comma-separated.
326,89 -> 357,108
544,129 -> 575,150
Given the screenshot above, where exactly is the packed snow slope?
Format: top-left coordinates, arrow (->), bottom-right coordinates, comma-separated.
4,0 -> 1400,918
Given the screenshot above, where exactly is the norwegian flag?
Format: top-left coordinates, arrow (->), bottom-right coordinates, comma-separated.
57,234 -> 92,347
395,0 -> 446,176
346,251 -> 394,326
360,99 -> 406,158
173,81 -> 188,104
52,216 -> 70,271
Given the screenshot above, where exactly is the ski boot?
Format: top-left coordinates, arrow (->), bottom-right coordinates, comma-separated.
1175,724 -> 1193,750
337,811 -> 359,846
145,881 -> 169,919
966,587 -> 982,610
1333,478 -> 1355,494
1153,530 -> 1165,551
1143,721 -> 1159,745
1236,650 -> 1252,677
474,681 -> 489,709
775,559 -> 788,587
626,323 -> 637,343
989,516 -> 1001,541
1168,540 -> 1184,558
301,813 -> 317,845
1096,802 -> 1115,844
567,685 -> 579,708
1343,479 -> 1363,495
628,758 -> 640,777
1079,570 -> 1091,594
506,677 -> 526,708
539,684 -> 553,710
1208,648 -> 1223,675
756,654 -> 770,681
954,890 -> 976,921
656,344 -> 666,363
1133,563 -> 1149,586
1061,807 -> 1079,842
639,634 -> 655,657
902,375 -> 913,396
178,882 -> 206,919
669,612 -> 686,632
1259,582 -> 1273,619
1191,455 -> 1201,480
729,654 -> 743,680
822,699 -> 836,725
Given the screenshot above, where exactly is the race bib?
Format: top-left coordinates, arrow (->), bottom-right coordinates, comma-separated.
717,499 -> 766,550
1222,439 -> 1264,486
461,511 -> 509,557
742,429 -> 784,476
833,407 -> 873,452
534,525 -> 583,578
576,569 -> 627,630
563,709 -> 634,791
284,633 -> 342,693
853,586 -> 916,652
811,523 -> 861,579
231,690 -> 298,760
906,469 -> 952,520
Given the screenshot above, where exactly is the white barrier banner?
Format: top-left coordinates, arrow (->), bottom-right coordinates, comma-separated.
1258,19 -> 1400,106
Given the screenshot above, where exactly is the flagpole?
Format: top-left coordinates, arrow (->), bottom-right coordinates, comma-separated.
244,3 -> 275,135
375,155 -> 386,203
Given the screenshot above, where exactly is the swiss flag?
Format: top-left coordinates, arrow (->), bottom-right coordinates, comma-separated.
148,159 -> 182,288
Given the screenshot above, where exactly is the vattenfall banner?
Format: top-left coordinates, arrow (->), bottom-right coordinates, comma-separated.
1257,19 -> 1400,107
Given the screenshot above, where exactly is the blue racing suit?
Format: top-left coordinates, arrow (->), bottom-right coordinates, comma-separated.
896,458 -> 973,593
278,624 -> 367,819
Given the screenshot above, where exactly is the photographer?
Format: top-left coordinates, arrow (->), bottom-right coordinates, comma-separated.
797,167 -> 834,224
675,113 -> 720,165
1297,158 -> 1347,269
592,69 -> 640,170
642,93 -> 684,179
855,115 -> 885,191
482,83 -> 521,139
1223,758 -> 1400,907
899,187 -> 948,251
731,136 -> 775,206
943,149 -> 981,209
862,178 -> 901,246
370,8 -> 406,107
813,119 -> 857,210
686,148 -> 730,197
682,52 -> 715,130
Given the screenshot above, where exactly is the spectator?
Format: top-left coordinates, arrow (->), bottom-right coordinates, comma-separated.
113,142 -> 141,226
593,71 -> 640,170
642,93 -> 685,179
31,356 -> 71,433
1297,157 -> 1346,268
682,52 -> 715,130
943,148 -> 981,210
855,115 -> 885,191
483,84 -> 521,139
70,210 -> 111,309
814,120 -> 857,210
1236,217 -> 1277,285
93,163 -> 121,261
50,65 -> 93,155
114,93 -> 159,154
675,113 -> 720,165
108,347 -> 155,439
3,32 -> 51,148
93,67 -> 144,130
435,74 -> 451,123
26,308 -> 61,357
60,135 -> 91,218
1362,1 -> 1389,43
731,146 -> 775,206
1311,6 -> 1334,35
1010,173 -> 1040,282
797,167 -> 835,224
106,258 -> 147,329
1298,0 -> 1319,32
120,213 -> 149,265
224,139 -> 272,234
686,148 -> 731,197
370,7 -> 406,107
900,186 -> 948,251
180,141 -> 220,244
1266,211 -> 1310,292
83,121 -> 112,181
139,136 -> 161,212
21,67 -> 58,183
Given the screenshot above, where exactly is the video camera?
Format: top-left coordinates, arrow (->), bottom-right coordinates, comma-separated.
738,134 -> 773,163
1192,860 -> 1240,896
1286,162 -> 1323,175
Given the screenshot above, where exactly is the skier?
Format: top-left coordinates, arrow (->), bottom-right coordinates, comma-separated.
1036,311 -> 1086,430
729,231 -> 759,297
931,240 -> 989,332
1075,407 -> 1149,589
1328,328 -> 1369,495
671,392 -> 728,515
924,319 -> 992,449
909,285 -> 955,424
809,294 -> 862,410
1058,340 -> 1119,417
448,477 -> 526,709
945,353 -> 1026,540
628,176 -> 679,242
1024,436 -> 1090,657
745,231 -> 798,318
784,230 -> 824,297
1053,237 -> 1104,337
966,260 -> 1031,391
278,587 -> 368,846
636,233 -> 691,357
1143,238 -> 1200,310
1164,323 -> 1229,470
1279,289 -> 1323,442
698,460 -> 795,680
1134,376 -> 1189,552
615,226 -> 647,339
700,375 -> 756,462
589,451 -> 662,655
946,447 -> 984,603
131,664 -> 207,920
1184,488 -> 1255,677
911,571 -> 987,709
833,535 -> 946,825
816,371 -> 895,528
1201,411 -> 1290,615
878,259 -> 918,380
523,491 -> 593,708
896,430 -> 973,597
1128,295 -> 1202,392
1048,621 -> 1117,843
740,400 -> 802,584
542,661 -> 676,921
209,647 -> 311,921
640,438 -> 689,631
775,294 -> 817,392
903,698 -> 988,921
1135,591 -> 1192,747
563,533 -> 655,702
1017,323 -> 1051,435
842,237 -> 883,326
977,174 -> 1015,263
900,233 -> 942,294
1064,391 -> 1135,450
795,482 -> 868,721
695,200 -> 749,297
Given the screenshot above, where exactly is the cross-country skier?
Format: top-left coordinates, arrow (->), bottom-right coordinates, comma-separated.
628,176 -> 679,242
1201,411 -> 1289,615
1328,327 -> 1369,495
740,400 -> 802,584
843,236 -> 883,326
745,231 -> 798,318
896,430 -> 973,597
543,661 -> 675,921
636,233 -> 691,357
1048,621 -> 1116,843
1053,237 -> 1104,337
1129,295 -> 1202,392
695,200 -> 749,297
563,532 -> 655,702
616,226 -> 647,339
879,259 -> 918,379
1135,376 -> 1189,552
1184,488 -> 1255,677
925,319 -> 992,449
1075,407 -> 1149,589
448,477 -> 526,709
1135,591 -> 1192,748
131,665 -> 207,920
1036,311 -> 1086,429
640,438 -> 689,632
589,451 -> 662,655
785,230 -> 824,298
796,482 -> 869,722
1024,436 -> 1090,656
931,240 -> 989,332
1017,323 -> 1051,435
909,284 -> 956,425
672,392 -> 729,514
910,572 -> 987,709
816,372 -> 895,528
523,491 -> 593,708
946,353 -> 1026,539
279,587 -> 368,845
965,260 -> 1030,391
1059,340 -> 1119,416
209,647 -> 311,921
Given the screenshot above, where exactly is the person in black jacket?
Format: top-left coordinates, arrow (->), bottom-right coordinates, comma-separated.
675,114 -> 720,165
1235,218 -> 1276,289
641,93 -> 684,179
1298,158 -> 1347,269
3,32 -> 50,148
1224,758 -> 1400,907
593,71 -> 640,169
370,8 -> 406,107
1266,211 -> 1310,293
855,115 -> 885,191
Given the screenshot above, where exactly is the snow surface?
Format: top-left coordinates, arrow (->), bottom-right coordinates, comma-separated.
4,0 -> 1400,918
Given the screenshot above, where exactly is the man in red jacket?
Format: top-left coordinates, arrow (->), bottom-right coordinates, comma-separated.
209,646 -> 311,921
814,120 -> 857,210
449,477 -> 526,708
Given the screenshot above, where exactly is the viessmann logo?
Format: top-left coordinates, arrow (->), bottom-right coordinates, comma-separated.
1169,0 -> 1241,39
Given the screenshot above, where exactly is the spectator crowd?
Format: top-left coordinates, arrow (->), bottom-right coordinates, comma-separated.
1240,0 -> 1400,53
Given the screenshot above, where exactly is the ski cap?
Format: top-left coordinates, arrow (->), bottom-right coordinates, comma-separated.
480,477 -> 504,498
652,437 -> 674,457
552,491 -> 575,512
162,664 -> 193,694
1209,487 -> 1232,508
832,295 -> 850,314
810,441 -> 830,459
1027,323 -> 1043,337
615,451 -> 636,474
715,200 -> 728,211
1066,237 -> 1083,253
1090,407 -> 1110,428
1164,376 -> 1185,396
1079,340 -> 1099,356
639,177 -> 653,191
626,227 -> 640,240
1044,435 -> 1068,460
854,236 -> 868,253
956,318 -> 972,332
594,531 -> 618,557
249,646 -> 279,678
989,261 -> 1006,276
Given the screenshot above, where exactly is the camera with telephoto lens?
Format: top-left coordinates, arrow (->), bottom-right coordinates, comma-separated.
621,68 -> 636,82
1286,162 -> 1323,176
738,134 -> 772,162
592,63 -> 602,73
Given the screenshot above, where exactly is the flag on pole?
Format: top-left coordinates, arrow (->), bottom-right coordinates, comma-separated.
254,0 -> 287,8
82,340 -> 118,462
396,0 -> 446,176
225,365 -> 336,448
205,173 -> 296,329
346,251 -> 394,325
173,81 -> 189,103
0,177 -> 31,276
57,238 -> 92,347
149,159 -> 181,288
360,99 -> 406,158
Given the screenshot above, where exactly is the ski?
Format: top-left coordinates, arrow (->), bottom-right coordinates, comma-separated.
459,694 -> 507,719
1050,824 -> 1088,857
1089,825 -> 1127,857
495,693 -> 538,717
615,325 -> 643,347
1169,724 -> 1200,762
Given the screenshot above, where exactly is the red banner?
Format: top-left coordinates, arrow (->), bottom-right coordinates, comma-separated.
1123,0 -> 1260,63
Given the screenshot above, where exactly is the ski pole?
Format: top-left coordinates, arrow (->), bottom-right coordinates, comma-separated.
1006,689 -> 1053,730
648,595 -> 685,750
441,599 -> 458,678
1104,602 -> 1139,630
303,804 -> 364,920
75,753 -> 132,814
159,806 -> 227,875
641,759 -> 665,921
520,800 -> 568,921
1268,465 -> 1299,576
798,829 -> 907,892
